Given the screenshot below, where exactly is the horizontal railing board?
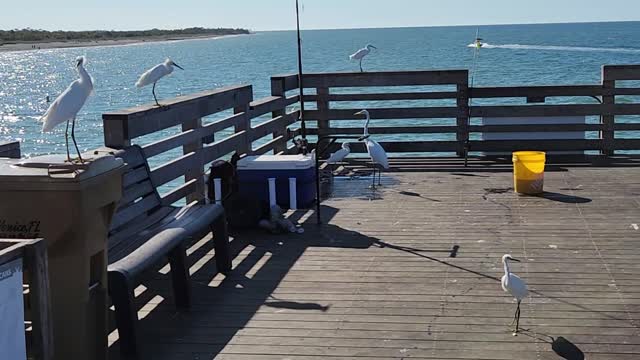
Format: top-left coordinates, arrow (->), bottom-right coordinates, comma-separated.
470,104 -> 640,118
249,95 -> 299,117
142,113 -> 245,158
103,85 -> 253,142
253,135 -> 287,155
471,85 -> 605,98
307,124 -> 613,135
282,70 -> 469,88
305,107 -> 463,120
160,179 -> 197,206
150,152 -> 198,187
251,111 -> 299,140
603,65 -> 640,81
202,131 -> 248,164
303,91 -> 459,102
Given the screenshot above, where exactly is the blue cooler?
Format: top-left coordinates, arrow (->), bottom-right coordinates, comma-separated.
236,154 -> 316,209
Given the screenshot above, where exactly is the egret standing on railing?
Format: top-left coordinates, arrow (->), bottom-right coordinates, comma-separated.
135,58 -> 184,106
355,110 -> 388,188
501,254 -> 529,335
350,44 -> 377,72
40,56 -> 93,163
327,142 -> 351,164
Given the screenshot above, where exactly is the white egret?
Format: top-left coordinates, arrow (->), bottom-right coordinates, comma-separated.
501,254 -> 529,335
355,110 -> 389,187
40,56 -> 93,163
350,44 -> 377,72
327,142 -> 351,164
135,58 -> 184,106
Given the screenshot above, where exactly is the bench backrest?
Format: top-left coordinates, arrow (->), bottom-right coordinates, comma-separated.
109,146 -> 163,249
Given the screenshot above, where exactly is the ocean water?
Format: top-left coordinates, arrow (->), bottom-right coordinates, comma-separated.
2,21 -> 640,159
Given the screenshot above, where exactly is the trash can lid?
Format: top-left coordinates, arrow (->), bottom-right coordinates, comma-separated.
0,152 -> 124,185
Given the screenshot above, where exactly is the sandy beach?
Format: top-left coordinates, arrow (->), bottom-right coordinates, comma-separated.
0,33 -> 246,53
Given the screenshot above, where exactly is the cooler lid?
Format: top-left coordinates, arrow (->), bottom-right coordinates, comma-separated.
237,154 -> 315,170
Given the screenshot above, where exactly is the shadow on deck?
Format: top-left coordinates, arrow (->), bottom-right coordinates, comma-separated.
109,163 -> 640,360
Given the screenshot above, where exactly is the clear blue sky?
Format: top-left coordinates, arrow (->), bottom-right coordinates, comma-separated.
2,0 -> 638,31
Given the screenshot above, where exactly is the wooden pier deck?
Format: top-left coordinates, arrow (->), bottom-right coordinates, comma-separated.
108,162 -> 640,360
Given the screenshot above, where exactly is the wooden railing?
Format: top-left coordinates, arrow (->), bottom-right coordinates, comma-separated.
273,65 -> 640,156
102,85 -> 300,205
102,65 -> 640,204
0,141 -> 21,158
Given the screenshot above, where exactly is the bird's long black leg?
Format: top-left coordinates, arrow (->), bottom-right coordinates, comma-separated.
359,58 -> 363,72
71,117 -> 83,163
152,82 -> 160,107
371,162 -> 376,189
515,300 -> 521,334
65,119 -> 71,162
378,166 -> 382,186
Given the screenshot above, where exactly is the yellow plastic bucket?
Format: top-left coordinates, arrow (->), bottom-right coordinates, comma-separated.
512,151 -> 546,194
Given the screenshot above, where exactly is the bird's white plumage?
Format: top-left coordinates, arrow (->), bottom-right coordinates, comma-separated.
41,56 -> 93,132
501,254 -> 529,300
365,138 -> 389,169
350,44 -> 376,60
327,142 -> 351,163
357,110 -> 389,169
135,59 -> 178,88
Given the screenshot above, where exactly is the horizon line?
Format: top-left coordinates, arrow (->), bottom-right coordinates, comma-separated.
256,19 -> 640,32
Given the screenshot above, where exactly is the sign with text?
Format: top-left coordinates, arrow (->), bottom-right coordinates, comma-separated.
0,258 -> 27,360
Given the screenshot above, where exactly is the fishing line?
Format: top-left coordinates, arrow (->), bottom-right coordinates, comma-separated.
465,33 -> 482,166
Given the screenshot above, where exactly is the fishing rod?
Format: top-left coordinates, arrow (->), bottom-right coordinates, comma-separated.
296,0 -> 307,141
465,28 -> 483,167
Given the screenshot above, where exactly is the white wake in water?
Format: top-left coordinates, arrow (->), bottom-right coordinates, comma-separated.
466,43 -> 640,54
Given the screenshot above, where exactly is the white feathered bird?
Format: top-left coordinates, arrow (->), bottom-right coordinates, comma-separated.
40,56 -> 93,163
350,44 -> 377,72
135,58 -> 183,106
355,110 -> 388,187
327,143 -> 351,164
501,254 -> 529,335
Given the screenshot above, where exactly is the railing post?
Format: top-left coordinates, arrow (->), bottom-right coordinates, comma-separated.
316,86 -> 331,157
456,78 -> 470,158
182,118 -> 205,204
601,66 -> 615,156
270,77 -> 288,154
234,103 -> 252,155
102,116 -> 131,149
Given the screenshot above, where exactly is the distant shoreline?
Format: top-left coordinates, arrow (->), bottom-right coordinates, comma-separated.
0,33 -> 247,53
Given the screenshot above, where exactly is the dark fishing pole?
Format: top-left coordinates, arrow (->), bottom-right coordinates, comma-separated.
296,0 -> 307,139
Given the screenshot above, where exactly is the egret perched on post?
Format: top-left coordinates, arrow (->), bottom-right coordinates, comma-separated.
327,143 -> 351,164
350,44 -> 377,72
355,110 -> 388,187
40,56 -> 93,163
501,254 -> 529,335
135,58 -> 184,106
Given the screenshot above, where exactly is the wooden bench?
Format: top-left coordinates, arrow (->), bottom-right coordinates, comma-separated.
107,145 -> 231,359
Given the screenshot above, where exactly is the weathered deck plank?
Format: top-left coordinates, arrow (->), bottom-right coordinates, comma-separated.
109,164 -> 640,359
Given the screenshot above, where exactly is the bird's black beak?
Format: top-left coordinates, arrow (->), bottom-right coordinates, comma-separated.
358,135 -> 370,141
174,63 -> 184,70
510,258 -> 521,262
76,59 -> 82,67
370,45 -> 378,49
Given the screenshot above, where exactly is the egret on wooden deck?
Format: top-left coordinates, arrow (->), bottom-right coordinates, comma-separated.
501,254 -> 529,335
355,110 -> 388,188
327,143 -> 351,164
40,56 -> 93,163
135,58 -> 184,106
350,44 -> 377,72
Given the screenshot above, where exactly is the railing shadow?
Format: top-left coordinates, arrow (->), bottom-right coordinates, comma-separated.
107,205 -> 382,359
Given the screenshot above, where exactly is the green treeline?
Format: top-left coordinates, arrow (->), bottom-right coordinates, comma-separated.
0,27 -> 250,43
